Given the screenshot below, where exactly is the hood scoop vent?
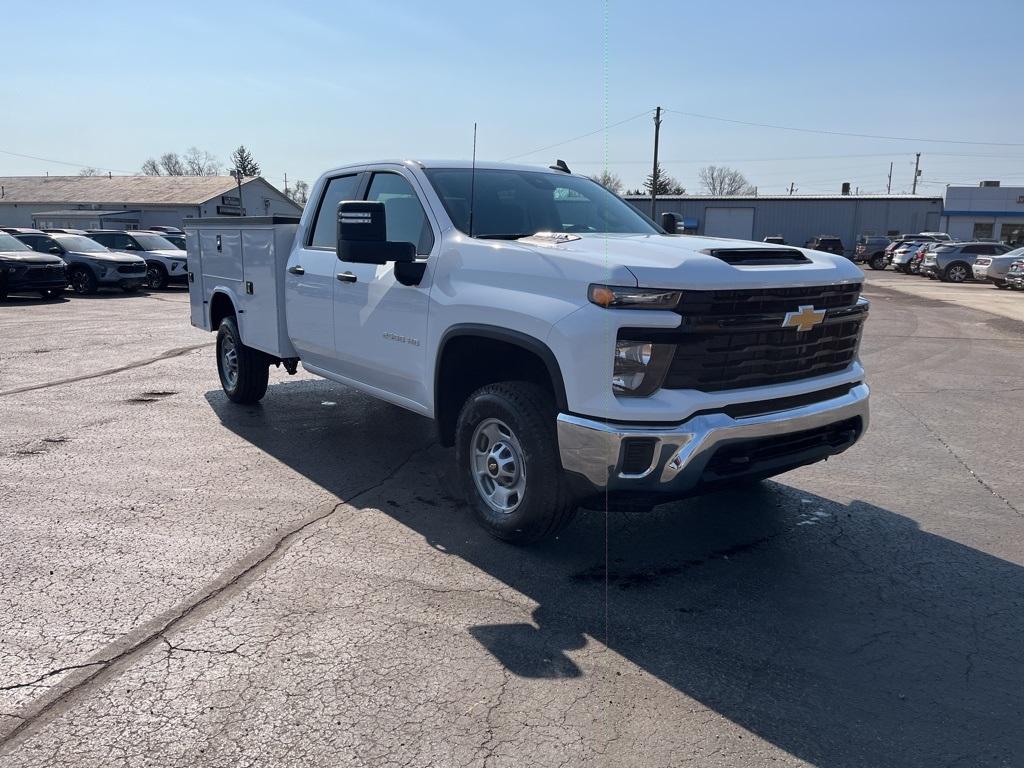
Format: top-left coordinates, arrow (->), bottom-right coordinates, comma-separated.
704,248 -> 811,266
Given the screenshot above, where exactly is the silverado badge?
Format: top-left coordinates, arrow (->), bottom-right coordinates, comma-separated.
782,305 -> 826,332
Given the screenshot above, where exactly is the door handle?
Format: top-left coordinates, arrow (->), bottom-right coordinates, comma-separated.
287,265 -> 305,275
336,272 -> 358,283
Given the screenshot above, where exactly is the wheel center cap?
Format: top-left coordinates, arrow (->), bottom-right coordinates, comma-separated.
487,459 -> 499,476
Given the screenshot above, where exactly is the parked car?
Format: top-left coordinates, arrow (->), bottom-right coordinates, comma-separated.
854,235 -> 891,270
972,247 -> 1024,289
14,231 -> 147,294
0,231 -> 67,300
157,232 -> 186,250
908,248 -> 930,275
891,242 -> 926,273
86,230 -> 187,289
805,236 -> 845,257
185,159 -> 869,543
884,233 -> 951,262
147,225 -> 184,235
920,241 -> 1013,282
763,235 -> 786,245
41,228 -> 88,235
1006,260 -> 1024,290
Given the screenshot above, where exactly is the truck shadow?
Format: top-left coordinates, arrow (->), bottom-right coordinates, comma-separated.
207,380 -> 1024,767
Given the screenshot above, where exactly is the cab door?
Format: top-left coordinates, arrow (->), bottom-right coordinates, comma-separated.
284,171 -> 364,373
331,168 -> 437,413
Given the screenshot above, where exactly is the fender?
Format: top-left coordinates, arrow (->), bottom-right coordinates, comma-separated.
207,288 -> 242,334
436,323 -> 568,412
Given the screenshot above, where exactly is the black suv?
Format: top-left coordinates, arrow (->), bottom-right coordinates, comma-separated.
805,236 -> 846,257
0,231 -> 67,300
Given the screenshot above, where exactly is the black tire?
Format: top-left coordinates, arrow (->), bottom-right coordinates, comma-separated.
455,381 -> 577,544
38,288 -> 63,299
994,280 -> 1008,290
69,266 -> 99,295
869,254 -> 886,270
216,315 -> 269,404
146,262 -> 169,290
942,262 -> 970,283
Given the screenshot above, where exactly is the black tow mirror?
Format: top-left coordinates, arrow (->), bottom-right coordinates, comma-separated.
336,200 -> 416,265
661,212 -> 681,234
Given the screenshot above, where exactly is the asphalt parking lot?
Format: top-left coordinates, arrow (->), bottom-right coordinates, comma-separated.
2,273 -> 1023,767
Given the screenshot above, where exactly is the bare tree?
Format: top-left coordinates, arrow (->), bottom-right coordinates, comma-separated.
588,169 -> 624,194
78,167 -> 100,176
141,158 -> 162,175
285,180 -> 309,206
229,145 -> 261,177
698,165 -> 755,196
160,152 -> 185,176
184,146 -> 221,176
644,163 -> 685,196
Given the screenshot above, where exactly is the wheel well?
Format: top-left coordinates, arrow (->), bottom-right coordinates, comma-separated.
435,333 -> 565,447
209,292 -> 236,331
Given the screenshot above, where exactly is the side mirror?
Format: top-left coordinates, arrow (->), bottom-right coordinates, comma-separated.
48,246 -> 63,254
661,212 -> 680,234
336,200 -> 416,265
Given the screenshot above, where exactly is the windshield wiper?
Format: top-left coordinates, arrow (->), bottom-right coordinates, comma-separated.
474,233 -> 535,240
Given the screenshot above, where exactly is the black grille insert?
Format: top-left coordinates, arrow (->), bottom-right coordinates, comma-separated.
620,438 -> 657,475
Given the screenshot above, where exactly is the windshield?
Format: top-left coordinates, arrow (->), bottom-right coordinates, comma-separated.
133,233 -> 176,250
0,233 -> 32,252
424,168 -> 658,238
55,235 -> 109,253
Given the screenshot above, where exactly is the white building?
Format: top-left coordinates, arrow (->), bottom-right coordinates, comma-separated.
939,183 -> 1024,245
0,175 -> 300,231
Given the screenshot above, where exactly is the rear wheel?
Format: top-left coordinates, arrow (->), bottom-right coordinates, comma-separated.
942,262 -> 970,283
69,266 -> 98,295
216,316 -> 269,404
455,382 -> 577,544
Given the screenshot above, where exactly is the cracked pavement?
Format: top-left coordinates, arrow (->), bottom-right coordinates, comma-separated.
1,275 -> 1023,766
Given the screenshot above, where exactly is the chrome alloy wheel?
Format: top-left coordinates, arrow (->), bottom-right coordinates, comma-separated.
471,418 -> 526,514
947,264 -> 969,282
220,333 -> 239,389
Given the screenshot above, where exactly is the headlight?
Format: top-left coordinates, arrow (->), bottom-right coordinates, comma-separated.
589,284 -> 681,310
613,341 -> 674,397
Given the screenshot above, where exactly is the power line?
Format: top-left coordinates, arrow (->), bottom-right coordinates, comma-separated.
662,108 -> 1024,147
0,147 -> 134,174
501,109 -> 654,161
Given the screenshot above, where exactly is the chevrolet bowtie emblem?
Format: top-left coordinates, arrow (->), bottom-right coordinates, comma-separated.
782,305 -> 826,332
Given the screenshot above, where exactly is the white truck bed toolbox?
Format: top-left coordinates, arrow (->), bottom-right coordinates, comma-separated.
186,215 -> 300,359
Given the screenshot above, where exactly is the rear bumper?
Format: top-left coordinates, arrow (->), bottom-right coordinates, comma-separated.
557,383 -> 869,495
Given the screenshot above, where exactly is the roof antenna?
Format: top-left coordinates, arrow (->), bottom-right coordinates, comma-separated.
468,122 -> 478,238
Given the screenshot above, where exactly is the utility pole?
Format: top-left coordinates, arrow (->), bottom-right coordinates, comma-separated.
912,153 -> 921,195
650,106 -> 662,219
788,182 -> 796,195
284,172 -> 289,196
887,162 -> 893,195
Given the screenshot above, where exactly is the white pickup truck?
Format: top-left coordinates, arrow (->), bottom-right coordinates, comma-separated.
186,160 -> 869,543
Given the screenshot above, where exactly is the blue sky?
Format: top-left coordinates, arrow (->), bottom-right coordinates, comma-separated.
2,0 -> 1022,194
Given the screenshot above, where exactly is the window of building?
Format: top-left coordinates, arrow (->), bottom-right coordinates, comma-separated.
1000,222 -> 1024,246
973,222 -> 994,240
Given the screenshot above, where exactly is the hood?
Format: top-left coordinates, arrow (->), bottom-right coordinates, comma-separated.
71,250 -> 145,264
0,250 -> 63,264
146,249 -> 186,258
516,233 -> 863,290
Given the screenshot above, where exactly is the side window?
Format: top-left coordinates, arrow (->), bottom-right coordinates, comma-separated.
119,235 -> 140,250
365,173 -> 434,256
309,174 -> 361,248
962,245 -> 981,255
90,233 -> 111,247
20,236 -> 43,251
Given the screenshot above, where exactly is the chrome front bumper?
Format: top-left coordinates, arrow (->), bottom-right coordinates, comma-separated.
557,383 -> 869,492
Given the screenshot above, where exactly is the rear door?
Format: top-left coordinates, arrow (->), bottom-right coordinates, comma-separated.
330,167 -> 438,412
284,171 -> 364,372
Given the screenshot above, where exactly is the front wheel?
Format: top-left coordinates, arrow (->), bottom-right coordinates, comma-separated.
216,316 -> 269,404
455,382 -> 577,544
869,254 -> 887,270
942,262 -> 970,283
69,266 -> 99,295
146,263 -> 169,290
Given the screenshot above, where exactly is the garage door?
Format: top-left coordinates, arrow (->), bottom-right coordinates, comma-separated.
704,207 -> 755,240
